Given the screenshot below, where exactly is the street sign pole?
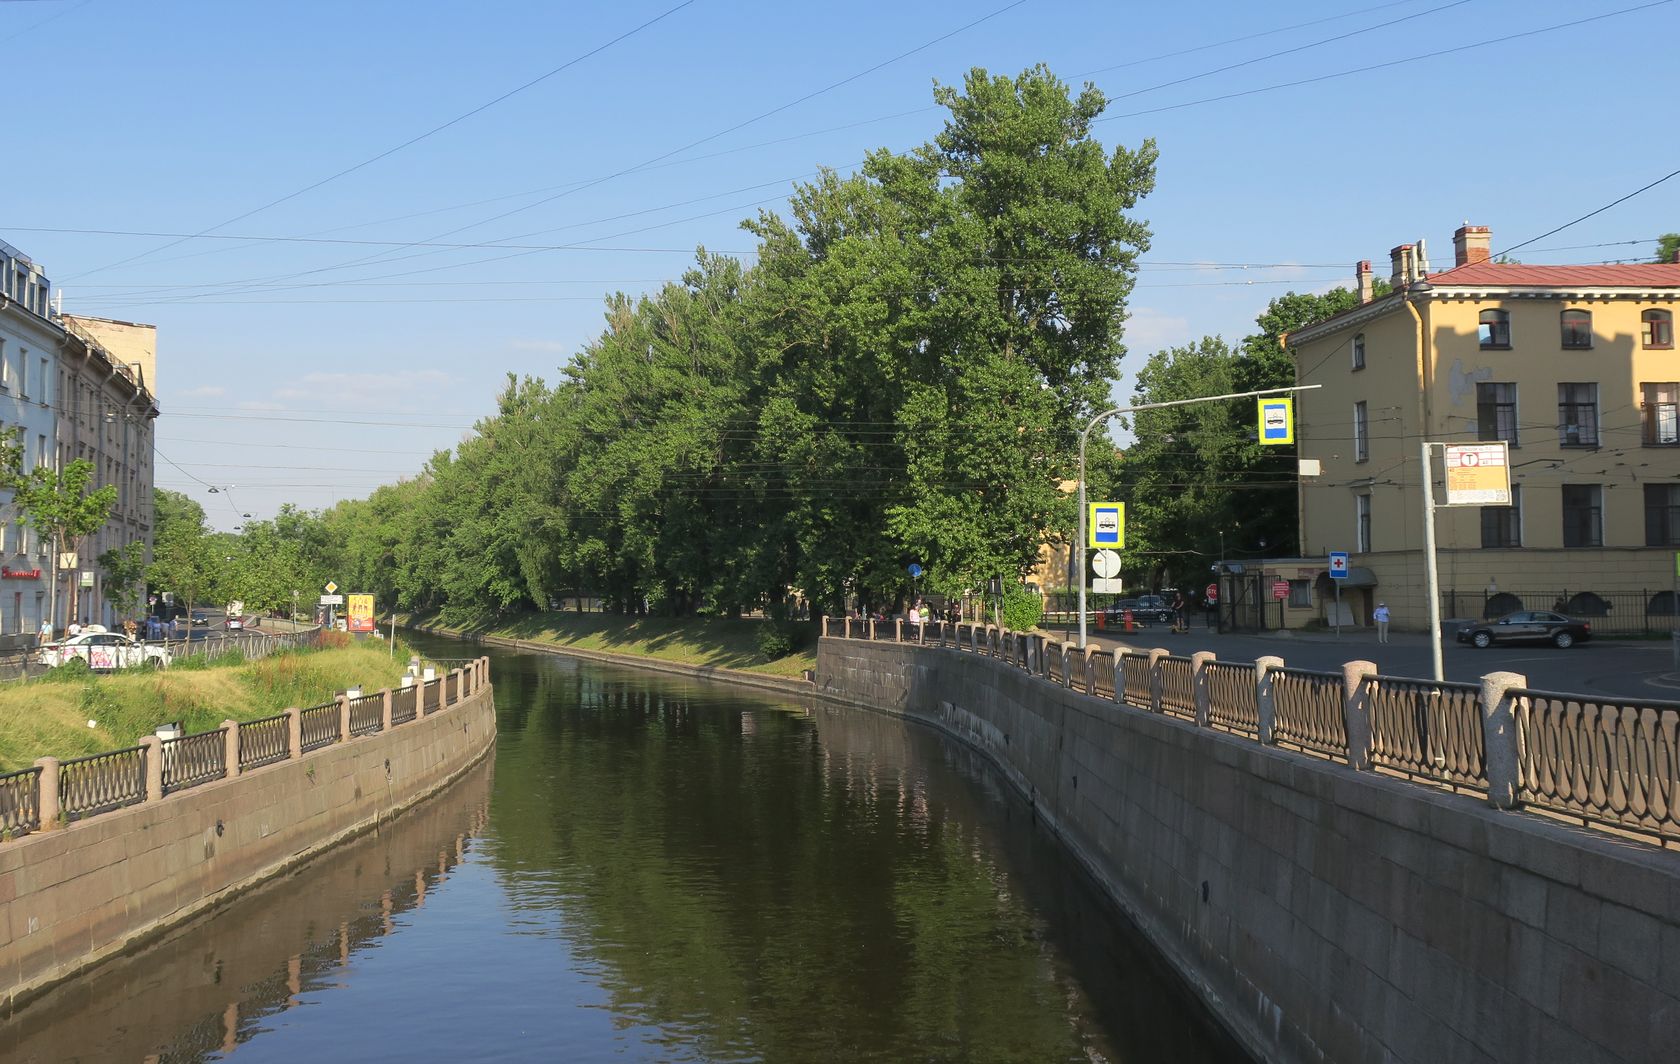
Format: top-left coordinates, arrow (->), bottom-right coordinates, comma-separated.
1421,440 -> 1444,682
1334,581 -> 1341,639
1075,382 -> 1321,648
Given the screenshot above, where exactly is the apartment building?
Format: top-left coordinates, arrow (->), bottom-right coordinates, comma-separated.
1285,224 -> 1680,628
0,241 -> 60,645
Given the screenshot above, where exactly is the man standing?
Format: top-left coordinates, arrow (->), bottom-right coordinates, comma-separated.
38,617 -> 52,646
1374,601 -> 1391,644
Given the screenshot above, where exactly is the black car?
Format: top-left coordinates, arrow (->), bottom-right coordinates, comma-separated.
1456,610 -> 1591,649
1103,594 -> 1173,625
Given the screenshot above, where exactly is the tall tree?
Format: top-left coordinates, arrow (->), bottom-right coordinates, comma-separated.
1656,233 -> 1680,264
0,454 -> 118,630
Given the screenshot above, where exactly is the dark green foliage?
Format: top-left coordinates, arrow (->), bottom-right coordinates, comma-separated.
754,620 -> 810,662
1000,585 -> 1044,631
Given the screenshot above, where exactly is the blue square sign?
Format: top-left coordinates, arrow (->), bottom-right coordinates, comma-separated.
1328,551 -> 1349,579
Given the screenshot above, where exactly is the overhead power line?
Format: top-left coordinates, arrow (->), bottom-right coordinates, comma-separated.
63,1 -> 701,281
1497,168 -> 1680,258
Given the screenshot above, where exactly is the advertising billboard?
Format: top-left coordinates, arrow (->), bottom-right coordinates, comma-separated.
347,593 -> 376,633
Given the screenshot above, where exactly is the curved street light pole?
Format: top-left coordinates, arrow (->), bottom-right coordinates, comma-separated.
1076,383 -> 1322,649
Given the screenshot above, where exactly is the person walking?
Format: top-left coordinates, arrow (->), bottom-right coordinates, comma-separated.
1374,601 -> 1391,643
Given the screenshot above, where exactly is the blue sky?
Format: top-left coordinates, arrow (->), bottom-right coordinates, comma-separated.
4,0 -> 1675,529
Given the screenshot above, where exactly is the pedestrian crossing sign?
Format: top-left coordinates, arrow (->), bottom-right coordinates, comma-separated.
1088,502 -> 1125,548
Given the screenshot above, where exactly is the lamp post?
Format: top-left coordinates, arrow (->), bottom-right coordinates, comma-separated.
1076,384 -> 1321,648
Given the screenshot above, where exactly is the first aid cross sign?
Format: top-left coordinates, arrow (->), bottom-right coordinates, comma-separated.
1328,551 -> 1350,579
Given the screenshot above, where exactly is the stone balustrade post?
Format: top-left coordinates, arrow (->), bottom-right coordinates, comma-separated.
286,708 -> 303,760
337,694 -> 352,742
1341,660 -> 1377,770
1083,645 -> 1098,694
1191,651 -> 1215,728
140,736 -> 164,802
821,616 -> 830,639
868,617 -> 876,641
383,688 -> 395,728
843,617 -> 852,639
33,756 -> 60,831
1058,642 -> 1074,688
1255,656 -> 1283,744
894,618 -> 903,642
1110,649 -> 1125,704
1480,670 -> 1527,809
917,620 -> 926,646
222,720 -> 242,777
1147,648 -> 1169,714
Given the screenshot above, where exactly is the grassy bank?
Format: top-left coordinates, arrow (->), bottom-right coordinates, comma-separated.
0,643 -> 416,772
409,611 -> 817,679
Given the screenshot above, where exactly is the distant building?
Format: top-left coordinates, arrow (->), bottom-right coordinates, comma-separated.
1285,224 -> 1680,628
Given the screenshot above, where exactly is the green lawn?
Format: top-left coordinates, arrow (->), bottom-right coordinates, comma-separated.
409,611 -> 817,679
0,642 -> 421,773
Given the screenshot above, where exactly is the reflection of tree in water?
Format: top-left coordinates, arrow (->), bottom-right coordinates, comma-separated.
4,760 -> 492,1064
485,662 -> 1121,1063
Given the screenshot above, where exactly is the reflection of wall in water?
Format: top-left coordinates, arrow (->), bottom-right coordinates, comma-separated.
3,759 -> 494,1064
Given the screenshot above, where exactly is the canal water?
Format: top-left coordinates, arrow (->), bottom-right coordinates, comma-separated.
3,638 -> 1247,1063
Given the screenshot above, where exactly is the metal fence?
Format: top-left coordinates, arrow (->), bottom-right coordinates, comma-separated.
162,729 -> 228,793
59,746 -> 147,821
349,693 -> 385,737
0,766 -> 41,836
1205,661 -> 1259,737
1511,689 -> 1680,841
300,701 -> 341,752
1443,587 -> 1680,636
825,620 -> 1680,846
239,714 -> 291,771
1364,675 -> 1486,791
1267,668 -> 1348,761
392,685 -> 418,725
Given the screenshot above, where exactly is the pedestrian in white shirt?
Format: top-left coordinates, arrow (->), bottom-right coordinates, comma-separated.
1373,602 -> 1391,644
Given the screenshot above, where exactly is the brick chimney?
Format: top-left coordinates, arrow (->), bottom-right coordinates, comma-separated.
1356,260 -> 1373,304
1453,224 -> 1491,267
1389,244 -> 1415,288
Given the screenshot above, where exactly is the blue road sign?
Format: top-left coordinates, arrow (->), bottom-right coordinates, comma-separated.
907,563 -> 923,578
1328,551 -> 1350,579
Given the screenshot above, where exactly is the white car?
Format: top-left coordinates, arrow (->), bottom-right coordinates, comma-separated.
39,630 -> 172,670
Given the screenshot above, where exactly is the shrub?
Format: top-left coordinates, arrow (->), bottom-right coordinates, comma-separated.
756,621 -> 810,661
1000,585 -> 1044,632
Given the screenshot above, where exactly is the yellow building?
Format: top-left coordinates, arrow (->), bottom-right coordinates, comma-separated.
1285,225 -> 1680,629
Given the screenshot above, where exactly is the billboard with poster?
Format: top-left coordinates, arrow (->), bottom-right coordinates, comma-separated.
347,594 -> 376,633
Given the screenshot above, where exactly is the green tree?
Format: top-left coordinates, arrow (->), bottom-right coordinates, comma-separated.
1656,233 -> 1680,264
97,541 -> 149,619
147,488 -> 214,620
0,455 -> 118,631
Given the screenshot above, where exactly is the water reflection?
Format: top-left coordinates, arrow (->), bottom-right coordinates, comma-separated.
4,640 -> 1245,1062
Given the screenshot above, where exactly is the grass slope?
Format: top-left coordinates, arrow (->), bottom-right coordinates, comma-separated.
0,644 -> 415,773
412,611 -> 817,679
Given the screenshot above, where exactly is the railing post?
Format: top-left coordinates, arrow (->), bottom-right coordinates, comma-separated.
1342,660 -> 1377,770
822,616 -> 830,639
383,688 -> 395,727
1147,648 -> 1168,713
1111,649 -> 1125,704
1480,670 -> 1527,809
894,618 -> 903,642
1058,642 -> 1073,688
1255,656 -> 1283,744
868,617 -> 876,640
337,694 -> 352,742
140,736 -> 164,801
286,708 -> 303,760
222,720 -> 242,777
1191,651 -> 1215,727
1083,645 -> 1098,694
34,756 -> 59,831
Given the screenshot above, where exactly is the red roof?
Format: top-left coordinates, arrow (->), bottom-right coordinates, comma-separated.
1426,261 -> 1680,287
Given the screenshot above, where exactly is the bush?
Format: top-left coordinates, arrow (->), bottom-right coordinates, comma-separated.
756,621 -> 809,661
1000,585 -> 1044,632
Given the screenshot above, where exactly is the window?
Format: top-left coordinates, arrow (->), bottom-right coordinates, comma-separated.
16,348 -> 26,399
1288,579 -> 1312,608
1645,310 -> 1675,350
1557,383 -> 1598,446
1351,332 -> 1366,370
0,339 -> 6,390
1354,401 -> 1369,462
1356,494 -> 1372,552
1477,382 -> 1518,444
1562,484 -> 1603,547
1560,309 -> 1593,349
1644,383 -> 1679,445
37,358 -> 47,405
36,435 -> 46,472
1481,485 -> 1522,548
1646,485 -> 1680,546
1479,309 -> 1511,348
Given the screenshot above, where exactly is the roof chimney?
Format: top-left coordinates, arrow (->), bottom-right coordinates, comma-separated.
1453,224 -> 1491,267
1356,260 -> 1373,304
1389,244 -> 1415,289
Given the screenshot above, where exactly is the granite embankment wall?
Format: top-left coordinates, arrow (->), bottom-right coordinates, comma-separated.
817,637 -> 1680,1064
0,672 -> 497,1012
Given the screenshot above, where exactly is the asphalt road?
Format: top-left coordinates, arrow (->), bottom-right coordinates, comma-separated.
1059,619 -> 1680,701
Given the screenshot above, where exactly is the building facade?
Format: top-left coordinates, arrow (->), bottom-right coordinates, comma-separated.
0,237 -> 158,640
0,241 -> 61,645
1287,224 -> 1680,628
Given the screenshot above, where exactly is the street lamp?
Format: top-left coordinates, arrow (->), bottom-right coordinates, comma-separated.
1076,383 -> 1322,648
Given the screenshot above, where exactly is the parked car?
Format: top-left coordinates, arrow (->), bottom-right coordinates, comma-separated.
38,629 -> 173,670
1104,594 -> 1173,625
1455,610 -> 1592,649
